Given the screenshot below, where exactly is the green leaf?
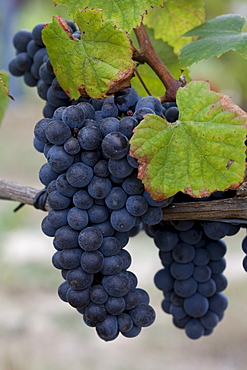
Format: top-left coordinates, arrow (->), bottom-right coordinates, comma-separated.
130,27 -> 190,97
42,10 -> 134,99
179,14 -> 247,67
0,71 -> 12,125
130,81 -> 247,200
54,0 -> 163,32
144,0 -> 205,54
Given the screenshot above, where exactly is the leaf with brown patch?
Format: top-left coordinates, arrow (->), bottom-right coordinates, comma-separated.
42,9 -> 134,99
130,81 -> 247,199
54,0 -> 163,32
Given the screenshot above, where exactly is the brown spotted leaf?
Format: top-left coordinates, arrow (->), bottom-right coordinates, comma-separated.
42,9 -> 134,99
130,81 -> 247,200
54,0 -> 163,32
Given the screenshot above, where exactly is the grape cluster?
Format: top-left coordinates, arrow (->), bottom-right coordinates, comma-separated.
8,20 -> 81,118
11,22 -> 247,341
33,88 -> 175,340
149,220 -> 234,339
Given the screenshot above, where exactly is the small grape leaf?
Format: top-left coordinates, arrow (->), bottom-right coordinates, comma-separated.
179,14 -> 247,67
54,0 -> 163,32
130,27 -> 190,97
130,81 -> 247,200
42,10 -> 134,99
144,0 -> 205,54
0,71 -> 13,124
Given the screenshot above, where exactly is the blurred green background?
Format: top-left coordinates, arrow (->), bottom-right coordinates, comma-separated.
1,1 -> 247,369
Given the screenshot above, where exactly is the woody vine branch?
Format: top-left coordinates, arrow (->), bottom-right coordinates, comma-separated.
132,23 -> 183,102
1,178 -> 247,222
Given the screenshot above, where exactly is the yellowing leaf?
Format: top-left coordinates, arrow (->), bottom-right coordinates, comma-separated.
54,0 -> 163,32
130,81 -> 247,200
42,10 -> 134,99
144,0 -> 205,54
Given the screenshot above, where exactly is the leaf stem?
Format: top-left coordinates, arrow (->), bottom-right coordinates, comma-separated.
133,23 -> 182,102
134,64 -> 152,96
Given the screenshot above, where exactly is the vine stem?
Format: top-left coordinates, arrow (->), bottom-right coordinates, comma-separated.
132,23 -> 182,102
163,197 -> 247,221
1,178 -> 247,221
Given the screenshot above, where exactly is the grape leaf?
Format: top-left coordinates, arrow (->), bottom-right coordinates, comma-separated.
130,27 -> 190,97
144,0 -> 205,54
42,10 -> 134,99
179,14 -> 247,67
130,81 -> 247,200
0,71 -> 12,125
54,0 -> 163,32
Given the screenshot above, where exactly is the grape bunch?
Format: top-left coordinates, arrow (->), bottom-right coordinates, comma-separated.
8,20 -> 81,118
10,22 -> 247,342
33,88 -> 175,341
149,220 -> 240,339
33,84 -> 244,341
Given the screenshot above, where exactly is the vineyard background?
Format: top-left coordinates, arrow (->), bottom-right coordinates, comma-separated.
1,0 -> 247,369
